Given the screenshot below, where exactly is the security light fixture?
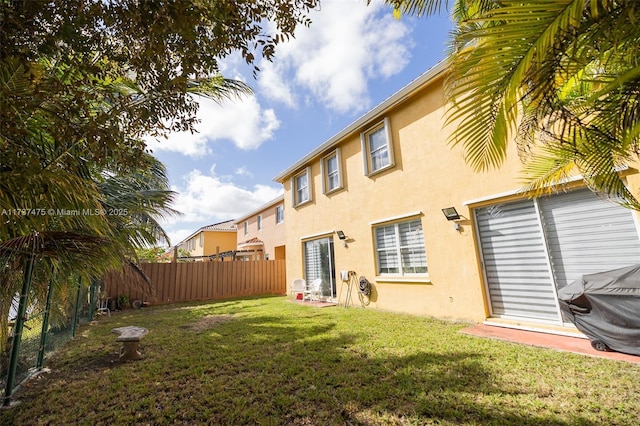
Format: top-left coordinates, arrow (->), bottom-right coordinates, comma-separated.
442,207 -> 461,221
336,230 -> 347,240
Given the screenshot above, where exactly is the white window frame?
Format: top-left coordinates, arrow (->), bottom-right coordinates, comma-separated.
244,221 -> 249,235
257,214 -> 263,231
275,204 -> 284,224
373,218 -> 428,279
199,233 -> 203,247
291,167 -> 312,207
361,117 -> 394,176
321,148 -> 343,194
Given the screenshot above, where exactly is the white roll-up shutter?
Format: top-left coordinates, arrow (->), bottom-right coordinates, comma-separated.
476,200 -> 559,321
476,188 -> 640,325
539,188 -> 640,289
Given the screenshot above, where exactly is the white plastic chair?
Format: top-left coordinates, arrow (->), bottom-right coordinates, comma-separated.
96,297 -> 110,317
309,279 -> 322,301
291,279 -> 307,300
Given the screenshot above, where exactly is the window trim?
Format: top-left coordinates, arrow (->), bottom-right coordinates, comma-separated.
244,221 -> 249,235
291,167 -> 312,207
321,148 -> 343,194
372,217 -> 428,280
257,214 -> 263,231
361,117 -> 394,176
275,204 -> 284,224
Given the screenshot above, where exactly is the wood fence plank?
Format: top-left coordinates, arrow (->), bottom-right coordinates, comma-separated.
197,261 -> 205,300
104,260 -> 286,306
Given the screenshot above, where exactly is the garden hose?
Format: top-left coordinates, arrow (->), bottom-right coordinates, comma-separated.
358,276 -> 371,306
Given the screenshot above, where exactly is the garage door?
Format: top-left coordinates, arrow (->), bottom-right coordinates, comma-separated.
476,188 -> 640,324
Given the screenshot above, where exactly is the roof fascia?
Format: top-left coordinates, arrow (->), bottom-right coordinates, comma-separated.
234,194 -> 285,224
272,59 -> 448,183
177,221 -> 237,246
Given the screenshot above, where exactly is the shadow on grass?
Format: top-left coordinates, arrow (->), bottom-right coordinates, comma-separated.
198,315 -> 579,425
1,299 -> 610,425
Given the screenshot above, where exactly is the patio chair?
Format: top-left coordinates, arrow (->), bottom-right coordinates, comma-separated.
309,279 -> 322,301
291,279 -> 307,300
96,297 -> 110,317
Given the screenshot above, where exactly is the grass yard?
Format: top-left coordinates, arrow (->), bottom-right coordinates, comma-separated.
1,296 -> 639,425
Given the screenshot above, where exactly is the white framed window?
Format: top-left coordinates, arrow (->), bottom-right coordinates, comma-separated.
244,221 -> 249,235
321,149 -> 342,194
275,204 -> 284,224
291,167 -> 312,207
257,214 -> 263,230
374,218 -> 427,276
199,233 -> 203,247
361,118 -> 394,175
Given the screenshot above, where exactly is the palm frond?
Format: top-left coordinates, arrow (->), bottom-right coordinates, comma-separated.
446,0 -> 587,169
385,0 -> 450,18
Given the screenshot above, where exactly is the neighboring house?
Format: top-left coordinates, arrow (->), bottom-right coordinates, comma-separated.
177,220 -> 237,260
234,195 -> 286,261
273,60 -> 640,333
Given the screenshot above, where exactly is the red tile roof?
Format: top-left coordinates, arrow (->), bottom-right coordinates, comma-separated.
240,237 -> 263,245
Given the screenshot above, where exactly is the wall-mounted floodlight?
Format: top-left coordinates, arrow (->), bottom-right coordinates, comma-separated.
442,207 -> 461,221
336,230 -> 347,240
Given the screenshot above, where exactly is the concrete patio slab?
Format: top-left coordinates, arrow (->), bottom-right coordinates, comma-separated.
462,324 -> 640,364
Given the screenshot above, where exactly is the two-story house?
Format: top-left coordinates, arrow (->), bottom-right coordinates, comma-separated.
177,219 -> 238,260
273,60 -> 640,332
234,195 -> 286,261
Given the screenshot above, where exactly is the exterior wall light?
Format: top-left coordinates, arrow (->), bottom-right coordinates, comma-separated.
441,207 -> 461,221
336,230 -> 347,240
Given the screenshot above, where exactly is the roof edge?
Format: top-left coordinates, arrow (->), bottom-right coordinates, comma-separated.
234,194 -> 284,224
177,219 -> 237,246
272,59 -> 449,182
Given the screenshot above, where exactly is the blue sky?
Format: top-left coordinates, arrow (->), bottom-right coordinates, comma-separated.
146,1 -> 454,246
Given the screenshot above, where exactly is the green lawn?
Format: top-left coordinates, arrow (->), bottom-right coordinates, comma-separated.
2,296 -> 639,425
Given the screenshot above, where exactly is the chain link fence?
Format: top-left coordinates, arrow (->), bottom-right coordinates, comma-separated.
1,277 -> 98,406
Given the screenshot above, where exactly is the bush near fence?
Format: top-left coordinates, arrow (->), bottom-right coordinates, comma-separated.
104,260 -> 287,306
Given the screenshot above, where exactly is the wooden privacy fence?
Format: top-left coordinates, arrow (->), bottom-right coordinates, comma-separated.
104,260 -> 286,305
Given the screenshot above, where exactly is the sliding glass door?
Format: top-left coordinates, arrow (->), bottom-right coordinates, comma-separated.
303,237 -> 336,299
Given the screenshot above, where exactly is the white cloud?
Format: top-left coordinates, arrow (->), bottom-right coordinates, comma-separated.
235,166 -> 253,177
161,167 -> 283,242
146,127 -> 211,158
258,1 -> 412,113
166,229 -> 193,247
146,95 -> 281,157
257,62 -> 297,108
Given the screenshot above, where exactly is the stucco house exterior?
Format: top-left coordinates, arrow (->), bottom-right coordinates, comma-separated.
177,219 -> 238,260
234,195 -> 286,261
273,60 -> 640,332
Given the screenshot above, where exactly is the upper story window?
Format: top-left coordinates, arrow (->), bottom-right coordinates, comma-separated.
321,149 -> 342,194
275,204 -> 284,224
244,221 -> 249,235
199,233 -> 203,247
292,167 -> 311,207
374,218 -> 427,276
361,118 -> 394,175
257,214 -> 263,230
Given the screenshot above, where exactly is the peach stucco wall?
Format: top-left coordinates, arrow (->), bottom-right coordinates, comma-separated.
237,201 -> 286,260
281,72 -> 640,322
184,231 -> 237,258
